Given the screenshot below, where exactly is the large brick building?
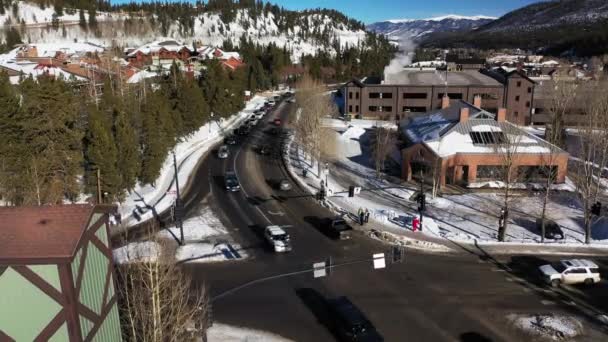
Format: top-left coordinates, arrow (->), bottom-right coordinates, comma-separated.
400,100 -> 568,188
343,69 -> 536,125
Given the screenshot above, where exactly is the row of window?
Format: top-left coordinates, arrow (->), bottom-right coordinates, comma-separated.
349,91 -> 505,101
369,106 -> 393,112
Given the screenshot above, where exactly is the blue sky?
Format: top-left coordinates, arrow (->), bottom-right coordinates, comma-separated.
269,0 -> 541,23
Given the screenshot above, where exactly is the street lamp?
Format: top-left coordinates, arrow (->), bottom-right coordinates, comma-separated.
172,150 -> 185,245
324,162 -> 329,190
209,112 -> 215,134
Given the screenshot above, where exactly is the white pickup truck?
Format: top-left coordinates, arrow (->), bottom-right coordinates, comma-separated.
264,226 -> 292,253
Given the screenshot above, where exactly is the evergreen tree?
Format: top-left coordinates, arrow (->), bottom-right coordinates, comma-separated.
114,107 -> 140,192
0,72 -> 23,204
84,104 -> 121,201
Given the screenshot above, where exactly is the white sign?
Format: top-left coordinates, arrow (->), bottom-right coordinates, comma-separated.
354,187 -> 362,195
373,253 -> 386,269
313,262 -> 327,278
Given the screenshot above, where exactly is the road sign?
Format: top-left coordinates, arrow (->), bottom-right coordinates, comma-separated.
373,253 -> 386,269
313,262 -> 327,278
354,186 -> 361,195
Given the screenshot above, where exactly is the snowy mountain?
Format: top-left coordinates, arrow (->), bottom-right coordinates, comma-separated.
1,1 -> 370,62
367,15 -> 496,42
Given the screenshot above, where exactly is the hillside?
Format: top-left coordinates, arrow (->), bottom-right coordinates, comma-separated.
0,0 -> 373,62
420,0 -> 608,56
368,15 -> 495,43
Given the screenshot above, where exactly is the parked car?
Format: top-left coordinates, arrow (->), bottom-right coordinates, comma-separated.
236,126 -> 250,136
268,100 -> 276,106
539,259 -> 601,287
224,171 -> 241,192
327,297 -> 383,342
535,218 -> 564,239
217,145 -> 229,159
326,218 -> 353,240
264,225 -> 292,252
287,98 -> 296,103
279,179 -> 292,191
259,145 -> 271,155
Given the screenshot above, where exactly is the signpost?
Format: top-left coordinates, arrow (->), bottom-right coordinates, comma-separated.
313,262 -> 327,278
373,253 -> 386,269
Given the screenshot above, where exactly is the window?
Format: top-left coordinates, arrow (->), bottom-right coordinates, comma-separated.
474,93 -> 499,100
515,95 -> 520,102
383,106 -> 392,112
369,106 -> 378,112
469,131 -> 505,145
404,93 -> 427,99
356,92 -> 359,99
403,106 -> 427,113
514,111 -> 519,117
349,92 -> 353,99
438,93 -> 463,100
382,93 -> 393,99
526,101 -> 531,108
355,105 -> 359,112
517,81 -> 522,87
568,269 -> 588,274
477,165 -> 503,180
369,93 -> 380,99
349,105 -> 352,113
527,87 -> 532,94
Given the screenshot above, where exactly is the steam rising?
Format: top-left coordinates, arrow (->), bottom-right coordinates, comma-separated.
383,37 -> 416,84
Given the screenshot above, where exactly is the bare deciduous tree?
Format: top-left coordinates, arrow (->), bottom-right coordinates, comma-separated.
371,124 -> 397,178
572,80 -> 608,244
116,229 -> 209,342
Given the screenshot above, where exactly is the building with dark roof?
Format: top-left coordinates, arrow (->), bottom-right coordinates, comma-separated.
343,69 -> 535,125
400,99 -> 568,187
0,204 -> 122,341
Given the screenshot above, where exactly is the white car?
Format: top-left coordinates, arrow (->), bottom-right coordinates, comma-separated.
279,179 -> 292,191
217,145 -> 229,159
264,225 -> 292,253
539,259 -> 601,287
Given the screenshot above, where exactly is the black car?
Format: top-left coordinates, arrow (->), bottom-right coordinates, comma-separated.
326,218 -> 353,240
536,218 -> 565,240
225,135 -> 237,145
327,297 -> 383,342
236,126 -> 250,136
224,171 -> 241,192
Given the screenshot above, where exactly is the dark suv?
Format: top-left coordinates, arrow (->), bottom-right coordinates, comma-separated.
326,218 -> 353,240
327,297 -> 383,342
224,171 -> 241,192
536,218 -> 564,240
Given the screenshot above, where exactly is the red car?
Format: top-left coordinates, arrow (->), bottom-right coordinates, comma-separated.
273,118 -> 282,126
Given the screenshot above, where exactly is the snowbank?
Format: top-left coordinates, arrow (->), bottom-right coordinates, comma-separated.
207,323 -> 293,342
508,314 -> 583,340
176,242 -> 247,263
113,241 -> 160,264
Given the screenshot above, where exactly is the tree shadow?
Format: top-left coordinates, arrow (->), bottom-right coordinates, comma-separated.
459,332 -> 493,342
295,288 -> 333,332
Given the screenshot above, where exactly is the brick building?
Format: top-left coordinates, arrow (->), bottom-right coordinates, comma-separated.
400,99 -> 568,188
342,69 -> 535,125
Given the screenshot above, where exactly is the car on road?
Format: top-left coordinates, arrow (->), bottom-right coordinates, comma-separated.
224,135 -> 237,145
217,145 -> 229,159
273,118 -> 282,126
326,218 -> 353,240
264,225 -> 292,252
259,145 -> 271,155
539,259 -> 601,287
287,98 -> 296,103
267,100 -> 276,106
327,296 -> 383,342
279,179 -> 292,191
236,126 -> 250,136
224,171 -> 241,192
535,218 -> 564,240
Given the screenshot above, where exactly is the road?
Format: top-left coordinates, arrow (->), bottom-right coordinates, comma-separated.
175,98 -> 608,341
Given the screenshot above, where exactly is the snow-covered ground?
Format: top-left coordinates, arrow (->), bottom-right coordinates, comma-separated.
508,314 -> 583,340
285,118 -> 608,250
207,323 -> 293,342
114,201 -> 248,264
116,95 -> 268,231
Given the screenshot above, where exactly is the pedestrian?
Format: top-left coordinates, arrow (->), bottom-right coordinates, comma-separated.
412,216 -> 420,232
358,208 -> 364,226
364,208 -> 370,223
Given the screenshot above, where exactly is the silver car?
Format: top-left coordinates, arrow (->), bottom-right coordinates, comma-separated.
279,179 -> 292,191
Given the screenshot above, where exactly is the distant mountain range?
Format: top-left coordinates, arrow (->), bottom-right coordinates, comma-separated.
370,0 -> 608,56
367,15 -> 496,42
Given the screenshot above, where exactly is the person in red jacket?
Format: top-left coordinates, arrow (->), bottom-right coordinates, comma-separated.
412,216 -> 420,232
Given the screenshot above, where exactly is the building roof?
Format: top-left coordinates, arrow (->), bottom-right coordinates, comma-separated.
445,54 -> 486,65
384,69 -> 502,86
128,39 -> 192,57
0,205 -> 109,264
402,100 -> 564,158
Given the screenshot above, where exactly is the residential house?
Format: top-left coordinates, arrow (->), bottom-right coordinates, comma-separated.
400,99 -> 568,188
126,39 -> 193,68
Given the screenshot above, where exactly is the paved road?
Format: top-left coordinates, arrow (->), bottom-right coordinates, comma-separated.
180,100 -> 608,341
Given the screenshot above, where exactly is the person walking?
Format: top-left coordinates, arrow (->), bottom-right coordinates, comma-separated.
364,208 -> 370,223
358,208 -> 364,225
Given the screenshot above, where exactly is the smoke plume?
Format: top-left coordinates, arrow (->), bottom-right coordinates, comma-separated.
383,36 -> 416,84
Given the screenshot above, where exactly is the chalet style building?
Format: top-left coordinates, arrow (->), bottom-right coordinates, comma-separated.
400,98 -> 568,188
126,39 -> 193,68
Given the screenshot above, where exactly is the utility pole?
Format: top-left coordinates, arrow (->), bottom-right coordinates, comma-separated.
173,151 -> 185,245
96,168 -> 102,204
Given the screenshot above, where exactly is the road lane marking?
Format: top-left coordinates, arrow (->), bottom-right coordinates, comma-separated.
541,300 -> 556,305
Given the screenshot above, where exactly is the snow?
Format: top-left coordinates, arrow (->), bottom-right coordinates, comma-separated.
113,241 -> 160,264
386,15 -> 497,23
127,70 -> 159,84
127,39 -> 191,57
508,314 -> 583,340
207,323 -> 293,342
117,95 -> 269,230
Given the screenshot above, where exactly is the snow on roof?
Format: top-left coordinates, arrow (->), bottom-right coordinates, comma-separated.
127,70 -> 158,84
128,39 -> 191,57
542,60 -> 560,66
23,42 -> 105,58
